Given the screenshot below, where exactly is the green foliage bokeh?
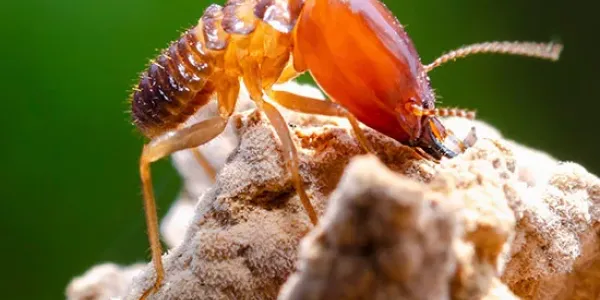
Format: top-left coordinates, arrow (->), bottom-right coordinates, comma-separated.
0,0 -> 596,299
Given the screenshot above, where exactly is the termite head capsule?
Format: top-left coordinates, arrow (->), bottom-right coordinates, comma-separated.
285,0 -> 562,161
397,76 -> 438,145
396,73 -> 464,160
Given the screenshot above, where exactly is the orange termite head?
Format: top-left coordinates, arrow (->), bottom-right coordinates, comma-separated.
399,72 -> 437,143
289,0 -> 563,160
291,0 -> 441,144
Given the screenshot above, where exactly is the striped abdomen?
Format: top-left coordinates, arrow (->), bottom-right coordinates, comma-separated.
130,0 -> 246,138
130,0 -> 302,137
131,26 -> 217,138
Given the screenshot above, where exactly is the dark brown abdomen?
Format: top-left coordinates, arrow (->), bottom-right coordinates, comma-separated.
131,29 -> 216,138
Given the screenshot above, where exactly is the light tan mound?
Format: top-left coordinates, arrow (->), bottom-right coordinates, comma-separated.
66,263 -> 145,300
66,82 -> 600,300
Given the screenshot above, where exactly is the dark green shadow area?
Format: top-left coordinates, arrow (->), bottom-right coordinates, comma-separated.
0,0 -> 596,299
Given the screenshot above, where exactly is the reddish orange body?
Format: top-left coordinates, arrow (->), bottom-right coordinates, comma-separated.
130,0 -> 561,298
294,0 -> 433,144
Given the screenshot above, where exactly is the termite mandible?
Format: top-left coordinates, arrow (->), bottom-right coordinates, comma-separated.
129,0 -> 562,298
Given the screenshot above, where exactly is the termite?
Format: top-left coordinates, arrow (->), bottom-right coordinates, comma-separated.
130,0 -> 562,298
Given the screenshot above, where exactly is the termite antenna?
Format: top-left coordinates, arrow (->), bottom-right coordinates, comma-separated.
418,107 -> 477,120
424,41 -> 563,72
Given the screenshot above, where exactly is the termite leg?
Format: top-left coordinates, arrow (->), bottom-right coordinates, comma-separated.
139,116 -> 228,299
138,81 -> 239,300
243,66 -> 318,225
191,148 -> 216,183
266,89 -> 373,153
260,100 -> 318,225
188,77 -> 241,185
344,114 -> 373,153
270,61 -> 373,153
274,63 -> 302,84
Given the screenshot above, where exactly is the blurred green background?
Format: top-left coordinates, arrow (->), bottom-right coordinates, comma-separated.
0,0 -> 595,299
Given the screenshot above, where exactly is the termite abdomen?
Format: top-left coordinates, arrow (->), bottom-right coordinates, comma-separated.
131,29 -> 217,138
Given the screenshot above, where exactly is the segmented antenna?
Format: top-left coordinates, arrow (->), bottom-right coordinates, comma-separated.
429,107 -> 476,120
424,41 -> 563,72
411,105 -> 477,119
